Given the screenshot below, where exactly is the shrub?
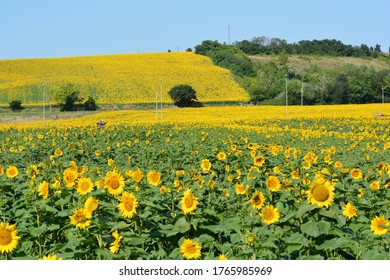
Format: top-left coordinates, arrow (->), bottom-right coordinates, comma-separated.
9,100 -> 25,111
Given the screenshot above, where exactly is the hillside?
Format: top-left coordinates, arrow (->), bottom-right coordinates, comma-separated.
250,54 -> 390,72
0,52 -> 249,105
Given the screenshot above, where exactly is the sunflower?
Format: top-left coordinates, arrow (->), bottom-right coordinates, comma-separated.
38,180 -> 49,199
0,166 -> 4,176
63,168 -> 78,188
109,230 -> 123,254
260,205 -> 280,225
131,168 -> 143,183
217,152 -> 227,161
200,159 -> 212,172
235,183 -> 247,195
147,170 -> 161,186
266,175 -> 281,192
84,196 -> 99,215
350,168 -> 363,179
342,202 -> 357,219
306,178 -> 335,208
181,189 -> 199,214
54,148 -> 63,156
180,239 -> 202,259
76,177 -> 94,195
6,166 -> 18,179
249,190 -> 266,210
369,181 -> 380,191
253,155 -> 265,167
218,254 -> 228,260
41,254 -> 62,260
69,208 -> 92,229
105,171 -> 125,196
370,215 -> 389,235
0,222 -> 21,253
118,191 -> 139,218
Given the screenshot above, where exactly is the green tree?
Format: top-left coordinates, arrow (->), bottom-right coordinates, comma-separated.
168,84 -> 198,107
9,100 -> 25,111
55,83 -> 82,111
84,96 -> 97,111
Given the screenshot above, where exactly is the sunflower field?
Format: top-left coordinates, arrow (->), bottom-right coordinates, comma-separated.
0,104 -> 389,260
0,52 -> 248,105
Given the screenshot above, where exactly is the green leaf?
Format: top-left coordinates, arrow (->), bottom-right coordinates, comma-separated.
110,221 -> 131,232
296,202 -> 318,218
174,216 -> 191,233
316,237 -> 353,250
285,232 -> 309,245
30,224 -> 47,237
57,210 -> 72,217
300,220 -> 331,237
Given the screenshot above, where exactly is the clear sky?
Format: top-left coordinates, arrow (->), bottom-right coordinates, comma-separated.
1,0 -> 389,59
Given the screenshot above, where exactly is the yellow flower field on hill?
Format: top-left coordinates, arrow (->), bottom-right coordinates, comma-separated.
0,52 -> 249,105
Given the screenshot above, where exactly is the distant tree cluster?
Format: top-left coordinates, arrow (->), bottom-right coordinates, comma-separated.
55,83 -> 97,111
195,40 -> 255,77
234,36 -> 384,58
194,39 -> 390,105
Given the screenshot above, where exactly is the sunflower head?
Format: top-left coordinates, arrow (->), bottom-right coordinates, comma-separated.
132,168 -> 144,183
0,222 -> 21,253
69,208 -> 92,229
350,168 -> 363,180
38,180 -> 49,199
118,191 -> 139,218
266,175 -> 281,192
342,202 -> 357,219
200,159 -> 212,172
306,179 -> 335,208
180,239 -> 202,259
105,171 -> 125,196
76,177 -> 94,195
253,155 -> 265,167
260,205 -> 280,225
6,166 -> 18,179
370,215 -> 389,235
147,170 -> 161,186
249,190 -> 265,210
84,197 -> 99,215
181,188 -> 199,214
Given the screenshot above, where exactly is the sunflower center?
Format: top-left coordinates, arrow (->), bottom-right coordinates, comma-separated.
184,196 -> 193,208
80,182 -> 90,191
312,184 -> 329,202
0,229 -> 12,245
253,195 -> 261,205
263,209 -> 274,220
186,244 -> 196,254
124,200 -> 133,211
110,179 -> 120,189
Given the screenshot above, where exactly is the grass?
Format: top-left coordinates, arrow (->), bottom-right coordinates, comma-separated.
250,54 -> 390,72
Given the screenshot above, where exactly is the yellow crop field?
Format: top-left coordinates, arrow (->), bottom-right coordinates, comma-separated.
1,104 -> 389,260
0,52 -> 249,105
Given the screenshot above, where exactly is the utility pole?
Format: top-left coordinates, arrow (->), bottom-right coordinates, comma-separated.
285,74 -> 288,118
42,83 -> 45,123
382,85 -> 385,104
155,91 -> 158,121
160,79 -> 163,122
300,83 -> 304,107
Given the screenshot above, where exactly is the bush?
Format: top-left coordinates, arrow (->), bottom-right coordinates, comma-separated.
55,84 -> 82,111
9,100 -> 25,111
84,96 -> 97,111
168,84 -> 198,107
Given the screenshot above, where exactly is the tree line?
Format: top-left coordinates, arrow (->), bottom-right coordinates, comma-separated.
234,36 -> 385,58
194,40 -> 390,105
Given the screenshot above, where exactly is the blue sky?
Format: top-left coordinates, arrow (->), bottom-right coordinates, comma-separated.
1,0 -> 389,59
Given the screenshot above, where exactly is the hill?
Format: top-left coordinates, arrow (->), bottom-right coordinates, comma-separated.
250,54 -> 390,72
0,52 -> 249,106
